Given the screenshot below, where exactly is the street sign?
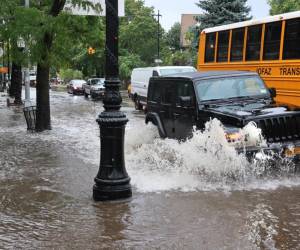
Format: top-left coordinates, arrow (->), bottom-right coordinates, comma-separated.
64,0 -> 125,17
154,59 -> 162,64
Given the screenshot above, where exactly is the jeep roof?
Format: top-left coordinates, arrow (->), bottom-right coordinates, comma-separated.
151,70 -> 259,81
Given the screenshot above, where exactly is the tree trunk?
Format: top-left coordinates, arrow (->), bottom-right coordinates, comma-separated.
35,31 -> 52,132
35,0 -> 66,132
9,62 -> 20,97
13,64 -> 23,105
35,63 -> 51,131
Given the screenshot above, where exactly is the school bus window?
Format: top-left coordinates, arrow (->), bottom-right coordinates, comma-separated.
283,18 -> 300,60
246,25 -> 262,61
205,33 -> 216,63
230,28 -> 245,62
263,21 -> 282,60
217,31 -> 230,62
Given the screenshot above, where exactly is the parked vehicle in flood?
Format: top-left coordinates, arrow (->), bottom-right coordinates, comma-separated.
83,78 -> 105,99
67,79 -> 86,95
131,66 -> 196,110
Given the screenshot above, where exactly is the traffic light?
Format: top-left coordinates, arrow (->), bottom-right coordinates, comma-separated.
88,46 -> 96,55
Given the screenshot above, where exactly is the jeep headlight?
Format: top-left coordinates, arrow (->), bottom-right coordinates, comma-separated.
225,122 -> 266,148
225,128 -> 242,144
225,131 -> 242,143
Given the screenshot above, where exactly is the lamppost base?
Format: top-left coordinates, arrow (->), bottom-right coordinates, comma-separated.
93,182 -> 132,202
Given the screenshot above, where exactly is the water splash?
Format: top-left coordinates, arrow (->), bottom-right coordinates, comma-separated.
246,204 -> 279,249
125,119 -> 298,193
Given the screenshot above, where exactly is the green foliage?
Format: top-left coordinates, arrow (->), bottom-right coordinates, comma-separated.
60,68 -> 83,82
164,50 -> 196,67
268,0 -> 300,15
0,0 -> 105,73
196,0 -> 252,31
120,0 -> 166,65
120,53 -> 144,82
165,22 -> 181,51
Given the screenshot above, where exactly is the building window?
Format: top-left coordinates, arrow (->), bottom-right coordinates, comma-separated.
263,21 -> 282,60
283,18 -> 300,59
205,33 -> 216,63
217,31 -> 230,62
246,25 -> 262,61
230,28 -> 245,62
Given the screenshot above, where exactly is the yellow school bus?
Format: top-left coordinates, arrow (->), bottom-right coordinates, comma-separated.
198,11 -> 300,107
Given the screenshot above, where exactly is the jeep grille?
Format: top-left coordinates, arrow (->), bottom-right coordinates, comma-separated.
254,115 -> 300,143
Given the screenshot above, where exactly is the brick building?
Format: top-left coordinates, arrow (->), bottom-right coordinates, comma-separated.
180,14 -> 199,48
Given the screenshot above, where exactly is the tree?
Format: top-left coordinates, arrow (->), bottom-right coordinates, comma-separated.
268,0 -> 300,15
165,22 -> 181,51
196,0 -> 251,31
119,53 -> 144,85
0,0 -> 103,131
120,0 -> 166,65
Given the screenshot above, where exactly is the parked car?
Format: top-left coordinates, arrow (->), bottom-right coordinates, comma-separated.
131,66 -> 196,110
83,78 -> 105,98
50,77 -> 62,86
67,79 -> 86,95
145,71 -> 300,161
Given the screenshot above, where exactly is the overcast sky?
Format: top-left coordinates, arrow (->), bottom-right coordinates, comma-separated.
143,0 -> 270,31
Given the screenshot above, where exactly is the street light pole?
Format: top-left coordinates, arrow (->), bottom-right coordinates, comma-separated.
93,0 -> 132,201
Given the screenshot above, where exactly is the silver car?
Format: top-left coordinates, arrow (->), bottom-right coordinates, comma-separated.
84,78 -> 105,99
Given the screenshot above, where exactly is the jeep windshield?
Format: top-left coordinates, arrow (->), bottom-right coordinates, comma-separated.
196,75 -> 270,102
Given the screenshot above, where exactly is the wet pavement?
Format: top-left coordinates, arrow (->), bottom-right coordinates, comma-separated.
0,89 -> 299,249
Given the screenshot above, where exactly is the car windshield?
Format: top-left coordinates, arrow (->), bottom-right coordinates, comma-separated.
159,67 -> 196,76
196,76 -> 269,101
91,79 -> 105,85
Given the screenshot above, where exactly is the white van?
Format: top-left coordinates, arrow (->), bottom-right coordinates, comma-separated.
131,66 -> 196,110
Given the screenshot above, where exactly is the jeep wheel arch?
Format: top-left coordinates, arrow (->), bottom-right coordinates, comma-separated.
145,112 -> 167,138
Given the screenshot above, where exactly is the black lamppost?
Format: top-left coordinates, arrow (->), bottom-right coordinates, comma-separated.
93,0 -> 132,201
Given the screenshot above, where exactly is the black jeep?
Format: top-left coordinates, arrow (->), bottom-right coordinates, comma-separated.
145,71 -> 300,160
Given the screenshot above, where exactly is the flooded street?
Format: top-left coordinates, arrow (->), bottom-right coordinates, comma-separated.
0,89 -> 299,249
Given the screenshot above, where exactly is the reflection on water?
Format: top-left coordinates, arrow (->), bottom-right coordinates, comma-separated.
0,90 -> 299,249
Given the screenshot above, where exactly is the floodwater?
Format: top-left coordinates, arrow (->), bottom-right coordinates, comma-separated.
0,89 -> 299,249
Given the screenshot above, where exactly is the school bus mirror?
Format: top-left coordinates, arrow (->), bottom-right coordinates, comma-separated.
269,88 -> 277,98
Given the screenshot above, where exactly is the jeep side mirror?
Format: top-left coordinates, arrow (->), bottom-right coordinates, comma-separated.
179,96 -> 192,107
269,88 -> 276,98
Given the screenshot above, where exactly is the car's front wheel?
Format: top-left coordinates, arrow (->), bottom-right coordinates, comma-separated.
134,97 -> 142,110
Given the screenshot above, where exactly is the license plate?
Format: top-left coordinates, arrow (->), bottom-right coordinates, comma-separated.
285,147 -> 300,157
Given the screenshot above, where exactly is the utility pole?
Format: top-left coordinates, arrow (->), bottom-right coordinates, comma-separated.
152,10 -> 162,64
